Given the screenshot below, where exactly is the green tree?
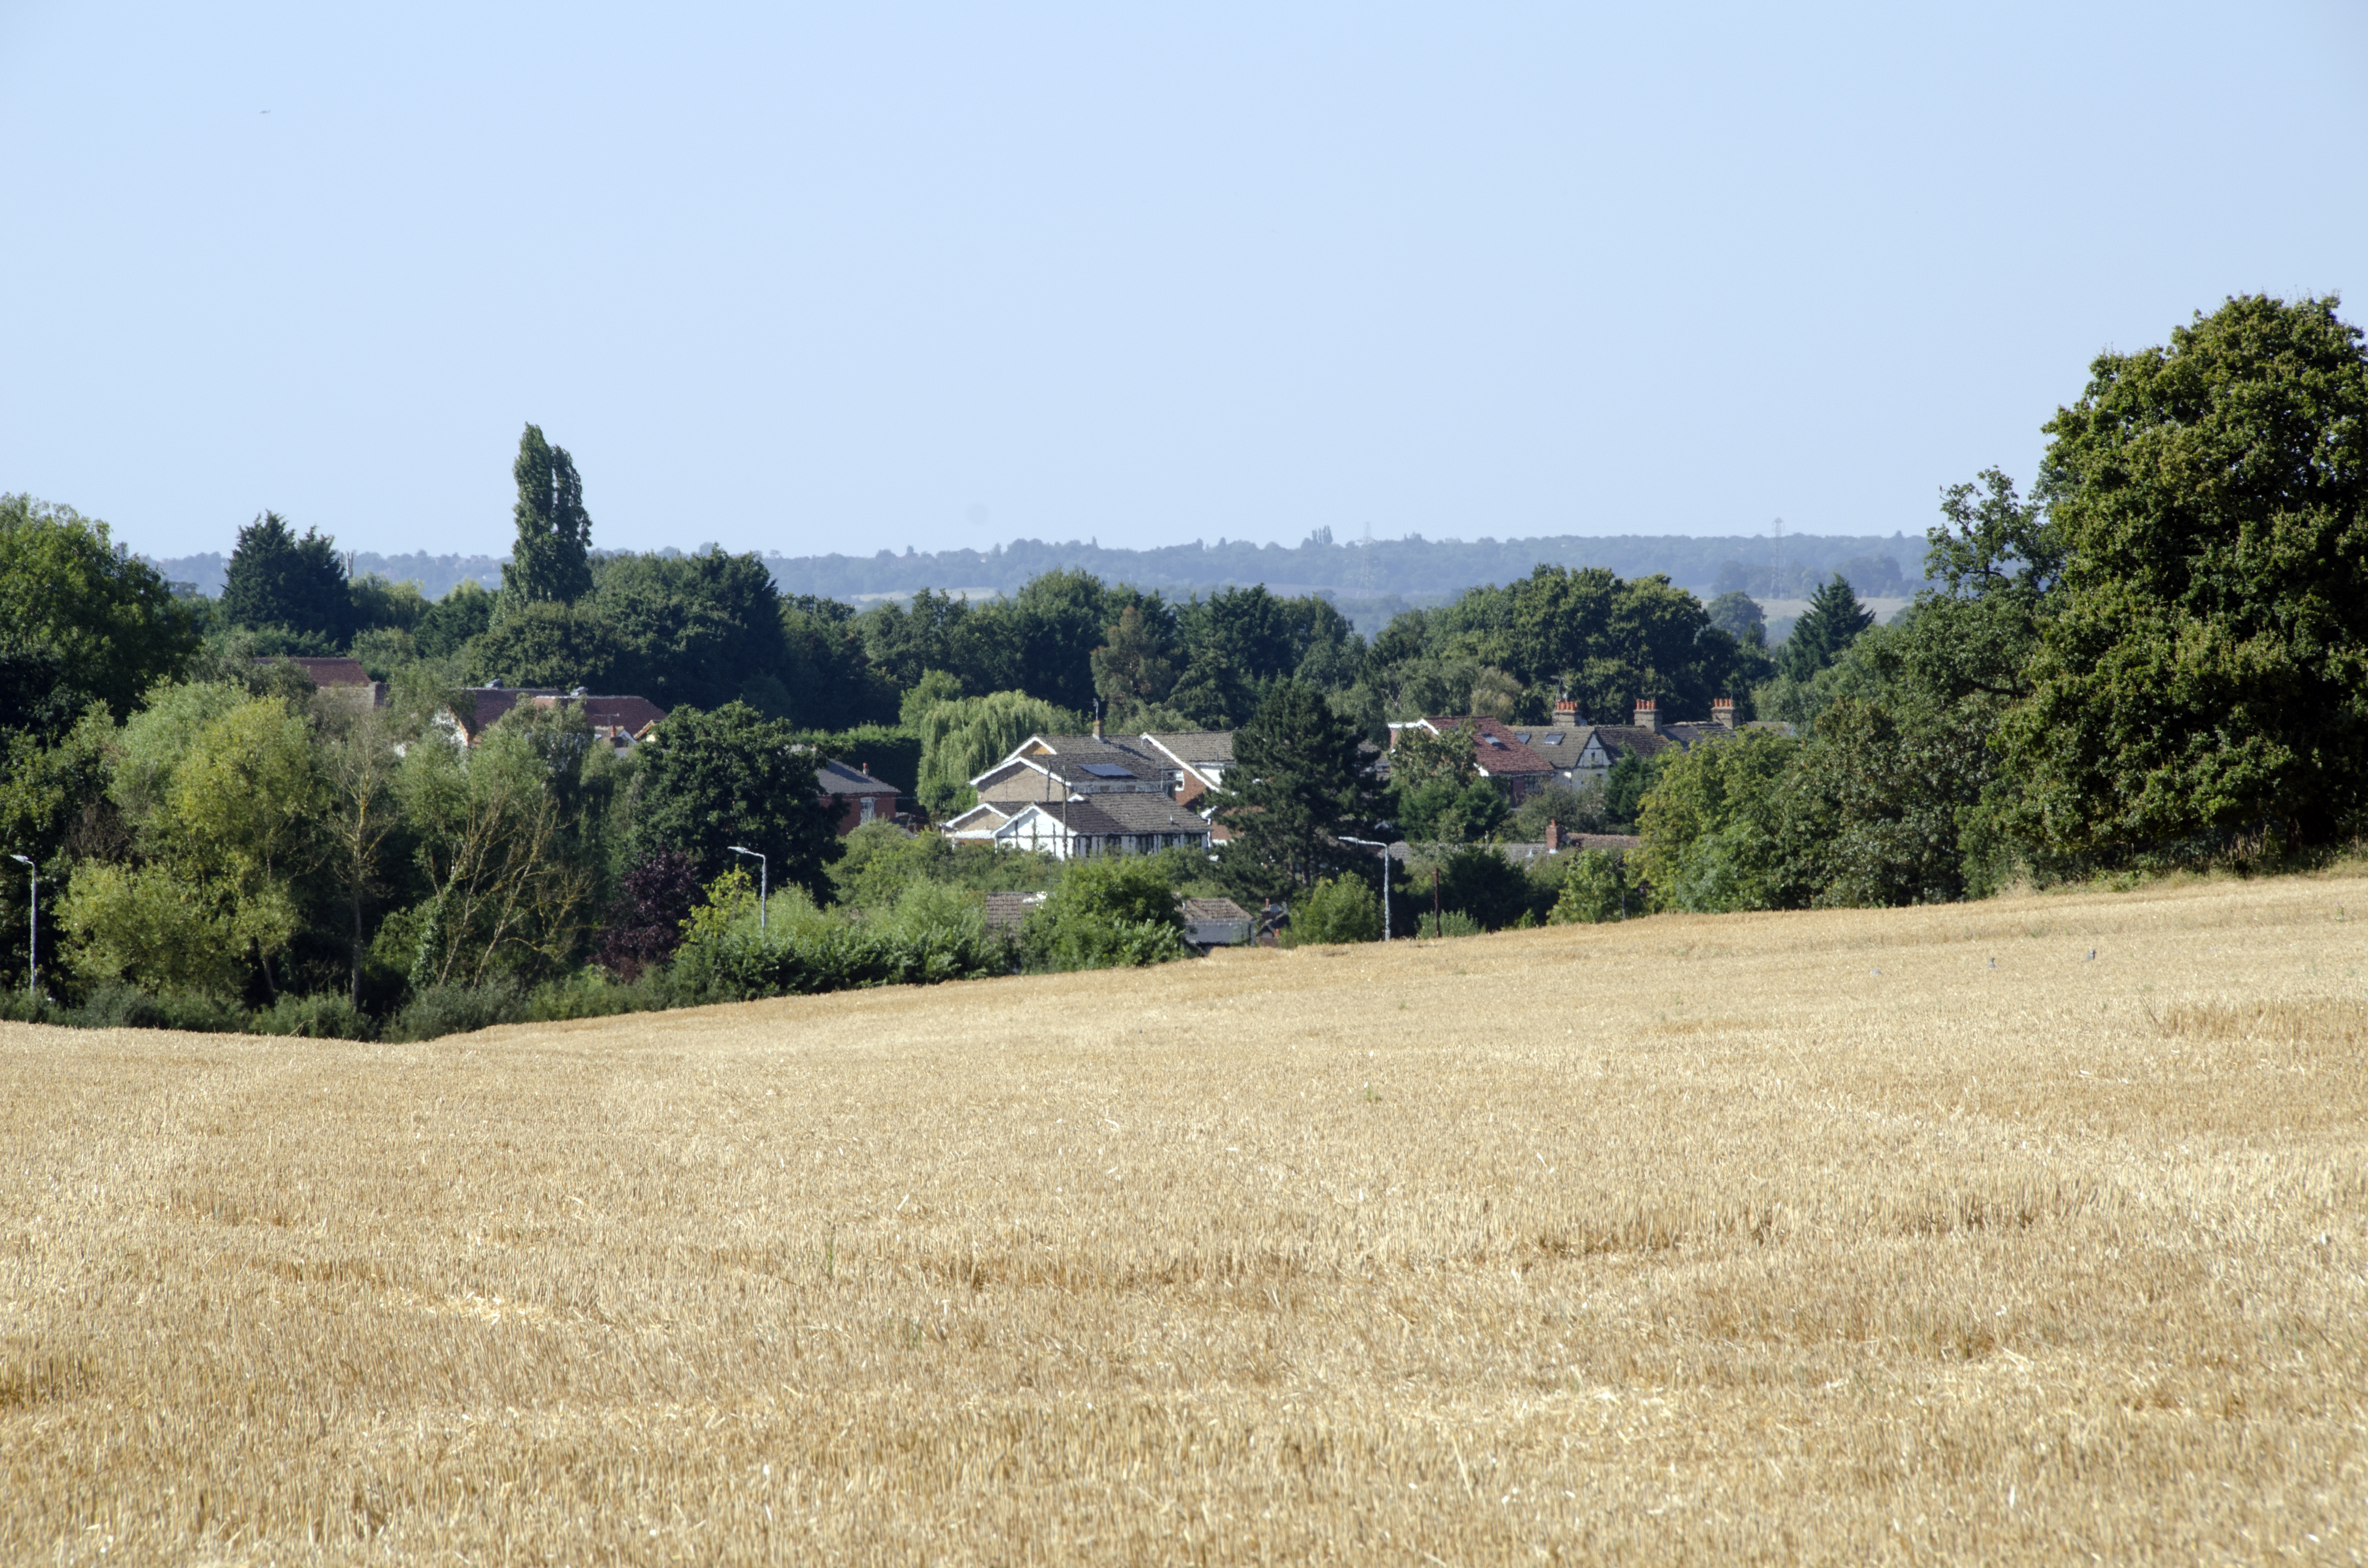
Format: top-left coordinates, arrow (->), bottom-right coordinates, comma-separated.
1019,858 -> 1186,972
2000,294 -> 2368,858
464,599 -> 633,690
1777,575 -> 1875,683
392,703 -> 604,988
220,511 -> 355,646
1600,744 -> 1663,829
0,495 -> 198,740
1283,873 -> 1381,944
312,694 -> 404,1005
414,580 -> 497,660
1091,601 -> 1180,712
0,706 -> 121,990
68,688 -> 326,1000
501,424 -> 594,606
1705,590 -> 1767,645
1208,677 -> 1380,896
593,549 -> 794,712
1632,729 -> 1805,913
1387,725 -> 1510,844
1549,848 -> 1630,924
631,701 -> 840,895
912,691 -> 1078,818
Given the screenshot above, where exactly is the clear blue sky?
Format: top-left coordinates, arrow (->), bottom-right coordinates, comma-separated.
4,2 -> 2362,562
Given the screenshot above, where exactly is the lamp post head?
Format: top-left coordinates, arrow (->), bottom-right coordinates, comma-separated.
8,855 -> 28,867
728,845 -> 758,858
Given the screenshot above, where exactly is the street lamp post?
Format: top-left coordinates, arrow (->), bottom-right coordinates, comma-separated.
8,855 -> 34,998
1338,837 -> 1394,943
728,845 -> 768,931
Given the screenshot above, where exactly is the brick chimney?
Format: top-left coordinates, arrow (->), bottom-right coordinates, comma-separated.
1711,697 -> 1736,729
1091,697 -> 1104,742
1633,698 -> 1659,734
1552,698 -> 1583,727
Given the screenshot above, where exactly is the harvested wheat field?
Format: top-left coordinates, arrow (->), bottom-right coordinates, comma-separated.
6,875 -> 2368,1564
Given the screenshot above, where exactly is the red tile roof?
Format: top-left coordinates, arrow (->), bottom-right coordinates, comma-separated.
1424,716 -> 1556,777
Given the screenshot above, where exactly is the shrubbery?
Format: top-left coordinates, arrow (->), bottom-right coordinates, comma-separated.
1284,874 -> 1380,945
1018,859 -> 1188,972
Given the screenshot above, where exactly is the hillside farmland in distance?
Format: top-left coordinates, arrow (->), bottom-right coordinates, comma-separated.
4,873 -> 2364,1563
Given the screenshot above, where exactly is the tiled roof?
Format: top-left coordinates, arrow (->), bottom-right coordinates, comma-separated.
1011,796 -> 1211,838
979,734 -> 1166,788
451,688 -> 667,739
816,758 -> 900,796
1423,716 -> 1556,776
1584,724 -> 1678,759
1142,731 -> 1233,764
1088,794 -> 1214,834
1179,897 -> 1251,923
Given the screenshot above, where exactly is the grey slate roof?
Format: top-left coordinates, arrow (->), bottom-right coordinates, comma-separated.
815,758 -> 899,796
1014,796 -> 1212,838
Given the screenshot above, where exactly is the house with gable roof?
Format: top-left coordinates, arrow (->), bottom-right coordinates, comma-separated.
434,684 -> 669,752
1384,716 -> 1558,803
943,727 -> 1215,857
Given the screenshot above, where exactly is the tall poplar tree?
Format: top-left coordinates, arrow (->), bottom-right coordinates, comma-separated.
501,424 -> 594,606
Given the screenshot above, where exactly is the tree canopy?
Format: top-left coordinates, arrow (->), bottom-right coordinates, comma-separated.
0,495 -> 197,740
2001,294 -> 2368,857
501,424 -> 594,607
1209,678 -> 1380,896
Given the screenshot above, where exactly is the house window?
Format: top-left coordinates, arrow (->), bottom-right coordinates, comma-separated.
859,796 -> 876,823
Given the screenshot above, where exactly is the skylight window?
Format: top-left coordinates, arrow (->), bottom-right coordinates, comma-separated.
1078,762 -> 1135,779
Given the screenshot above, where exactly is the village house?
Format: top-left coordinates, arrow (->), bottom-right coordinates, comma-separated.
1508,697 -> 1773,788
1385,716 -> 1558,803
814,757 -> 901,833
434,685 -> 668,751
253,655 -> 383,711
1135,731 -> 1233,806
945,726 -> 1229,856
951,793 -> 1212,859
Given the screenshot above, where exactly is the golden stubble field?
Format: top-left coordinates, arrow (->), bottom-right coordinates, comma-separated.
4,875 -> 2368,1564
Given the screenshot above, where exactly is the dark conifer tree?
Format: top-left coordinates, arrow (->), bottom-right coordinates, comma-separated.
1778,574 -> 1875,683
219,511 -> 354,644
1207,677 -> 1381,896
501,424 -> 595,606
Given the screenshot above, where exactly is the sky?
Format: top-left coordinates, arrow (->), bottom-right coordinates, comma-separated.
4,3 -> 2364,564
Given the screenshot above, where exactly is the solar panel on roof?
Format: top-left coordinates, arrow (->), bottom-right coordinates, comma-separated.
1078,762 -> 1135,778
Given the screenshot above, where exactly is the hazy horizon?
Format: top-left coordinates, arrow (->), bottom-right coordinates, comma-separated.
7,3 -> 2363,562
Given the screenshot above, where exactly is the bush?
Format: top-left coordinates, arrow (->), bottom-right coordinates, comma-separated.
70,983 -> 247,1033
526,969 -> 668,1023
1021,859 -> 1188,972
598,848 -> 706,980
1283,875 -> 1380,945
1431,846 -> 1545,931
1413,910 -> 1484,939
385,977 -> 528,1042
668,868 -> 1009,1002
250,991 -> 375,1040
1549,849 -> 1632,924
